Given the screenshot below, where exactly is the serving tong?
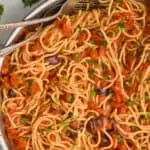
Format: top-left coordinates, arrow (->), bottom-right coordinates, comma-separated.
0,0 -> 102,57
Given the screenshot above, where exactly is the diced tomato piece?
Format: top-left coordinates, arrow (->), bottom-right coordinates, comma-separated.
88,102 -> 104,114
112,102 -> 128,114
95,108 -> 104,115
81,48 -> 90,58
123,125 -> 131,132
55,19 -> 65,28
1,56 -> 10,75
43,31 -> 51,44
30,40 -> 43,52
91,32 -> 101,42
122,68 -> 129,75
117,144 -> 128,150
4,118 -> 11,127
97,46 -> 105,56
106,121 -> 113,130
99,95 -> 106,103
111,102 -> 122,109
31,82 -> 40,94
70,121 -> 79,129
25,97 -> 32,103
78,108 -> 82,113
10,73 -> 23,86
140,62 -> 150,69
62,23 -> 72,37
51,110 -> 59,115
92,75 -> 100,82
112,134 -> 117,148
14,137 -> 27,150
42,120 -> 50,125
128,83 -> 137,96
115,93 -> 122,103
3,76 -> 11,89
90,50 -> 99,61
113,82 -> 124,103
78,33 -> 88,42
118,104 -> 128,114
56,19 -> 72,37
7,128 -> 17,139
125,55 -> 136,69
49,134 -> 55,141
88,102 -> 96,110
42,71 -> 50,79
9,108 -> 17,115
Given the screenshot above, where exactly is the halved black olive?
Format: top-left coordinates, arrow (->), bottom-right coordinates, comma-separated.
8,89 -> 16,97
100,133 -> 110,147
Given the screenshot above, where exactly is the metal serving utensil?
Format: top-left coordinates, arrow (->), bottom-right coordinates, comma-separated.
0,0 -> 101,57
0,0 -> 100,30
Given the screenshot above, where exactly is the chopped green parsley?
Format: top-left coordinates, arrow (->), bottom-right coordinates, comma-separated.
0,4 -> 4,18
22,0 -> 40,7
117,135 -> 123,143
115,22 -> 125,35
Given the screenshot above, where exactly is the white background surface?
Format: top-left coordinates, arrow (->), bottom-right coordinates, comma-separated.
0,0 -> 45,44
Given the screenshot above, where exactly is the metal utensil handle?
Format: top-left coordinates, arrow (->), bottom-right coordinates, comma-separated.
0,12 -> 60,31
0,31 -> 40,57
0,0 -> 66,31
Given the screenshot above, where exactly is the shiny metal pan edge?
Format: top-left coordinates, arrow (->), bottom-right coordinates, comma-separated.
0,0 -> 61,149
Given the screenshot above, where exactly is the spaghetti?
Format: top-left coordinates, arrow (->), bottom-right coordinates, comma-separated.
0,0 -> 150,150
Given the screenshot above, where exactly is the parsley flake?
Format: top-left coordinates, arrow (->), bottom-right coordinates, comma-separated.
89,40 -> 95,44
89,68 -> 95,78
146,112 -> 150,118
75,53 -> 80,60
115,22 -> 125,35
100,40 -> 108,46
115,0 -> 122,2
117,135 -> 123,143
0,4 -> 4,18
18,76 -> 23,81
43,126 -> 51,132
21,116 -> 30,125
59,121 -> 69,127
23,135 -> 30,140
131,126 -> 138,132
86,59 -> 95,65
127,100 -> 136,106
67,95 -> 73,103
22,0 -> 40,7
62,75 -> 69,81
91,88 -> 97,97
